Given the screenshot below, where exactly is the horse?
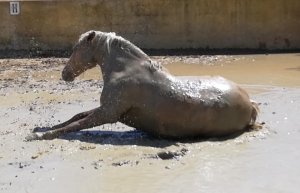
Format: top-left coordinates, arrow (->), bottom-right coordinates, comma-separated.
26,30 -> 261,141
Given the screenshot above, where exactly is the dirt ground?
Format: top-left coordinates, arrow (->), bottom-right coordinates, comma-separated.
0,54 -> 300,193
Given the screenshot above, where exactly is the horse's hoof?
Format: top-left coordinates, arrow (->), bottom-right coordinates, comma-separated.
25,133 -> 43,141
32,127 -> 41,133
32,127 -> 51,133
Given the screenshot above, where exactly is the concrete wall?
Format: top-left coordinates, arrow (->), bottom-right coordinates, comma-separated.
0,0 -> 300,50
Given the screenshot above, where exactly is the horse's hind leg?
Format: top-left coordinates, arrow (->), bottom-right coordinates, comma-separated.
26,105 -> 122,141
32,108 -> 97,132
246,100 -> 263,131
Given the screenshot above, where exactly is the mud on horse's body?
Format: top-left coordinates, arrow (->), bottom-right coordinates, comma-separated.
26,30 -> 261,141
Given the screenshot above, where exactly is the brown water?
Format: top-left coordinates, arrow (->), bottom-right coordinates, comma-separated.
164,54 -> 300,87
0,53 -> 300,193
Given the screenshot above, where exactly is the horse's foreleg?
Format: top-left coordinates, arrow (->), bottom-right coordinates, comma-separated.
26,105 -> 120,141
32,108 -> 97,132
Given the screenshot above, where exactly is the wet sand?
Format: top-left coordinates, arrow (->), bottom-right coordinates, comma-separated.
0,54 -> 300,193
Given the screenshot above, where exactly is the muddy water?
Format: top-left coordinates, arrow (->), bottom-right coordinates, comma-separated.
164,53 -> 300,87
0,54 -> 300,193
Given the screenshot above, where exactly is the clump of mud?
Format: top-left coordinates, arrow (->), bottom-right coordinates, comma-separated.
157,148 -> 189,160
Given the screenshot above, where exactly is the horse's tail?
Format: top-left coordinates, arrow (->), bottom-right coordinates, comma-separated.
247,100 -> 263,131
250,100 -> 260,123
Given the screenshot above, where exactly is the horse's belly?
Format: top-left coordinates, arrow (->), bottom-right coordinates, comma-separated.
155,93 -> 253,138
118,108 -> 161,137
159,105 -> 252,138
120,100 -> 252,138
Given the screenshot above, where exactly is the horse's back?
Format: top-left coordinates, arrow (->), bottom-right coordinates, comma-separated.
174,75 -> 250,104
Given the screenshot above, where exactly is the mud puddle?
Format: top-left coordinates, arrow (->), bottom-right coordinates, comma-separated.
0,53 -> 300,193
164,53 -> 300,88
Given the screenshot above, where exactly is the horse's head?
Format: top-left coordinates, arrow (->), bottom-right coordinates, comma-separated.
62,31 -> 98,82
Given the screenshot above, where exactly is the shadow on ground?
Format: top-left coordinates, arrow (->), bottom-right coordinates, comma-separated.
54,129 -> 245,148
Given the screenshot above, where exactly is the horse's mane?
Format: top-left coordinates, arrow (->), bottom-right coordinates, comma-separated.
79,31 -> 145,56
79,31 -> 165,72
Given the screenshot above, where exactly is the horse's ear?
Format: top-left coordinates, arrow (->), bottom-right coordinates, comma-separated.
87,31 -> 96,42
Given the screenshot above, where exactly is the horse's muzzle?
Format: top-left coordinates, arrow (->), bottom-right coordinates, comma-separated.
62,70 -> 75,82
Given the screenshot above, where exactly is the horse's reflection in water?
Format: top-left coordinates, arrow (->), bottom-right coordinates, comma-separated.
26,31 -> 261,141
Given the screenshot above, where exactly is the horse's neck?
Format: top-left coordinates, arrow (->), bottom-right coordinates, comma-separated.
124,43 -> 149,60
99,44 -> 150,83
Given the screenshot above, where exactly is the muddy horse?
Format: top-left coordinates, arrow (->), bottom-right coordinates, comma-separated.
26,31 -> 261,141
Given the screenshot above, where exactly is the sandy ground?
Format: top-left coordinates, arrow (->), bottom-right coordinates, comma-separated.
0,54 -> 300,193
